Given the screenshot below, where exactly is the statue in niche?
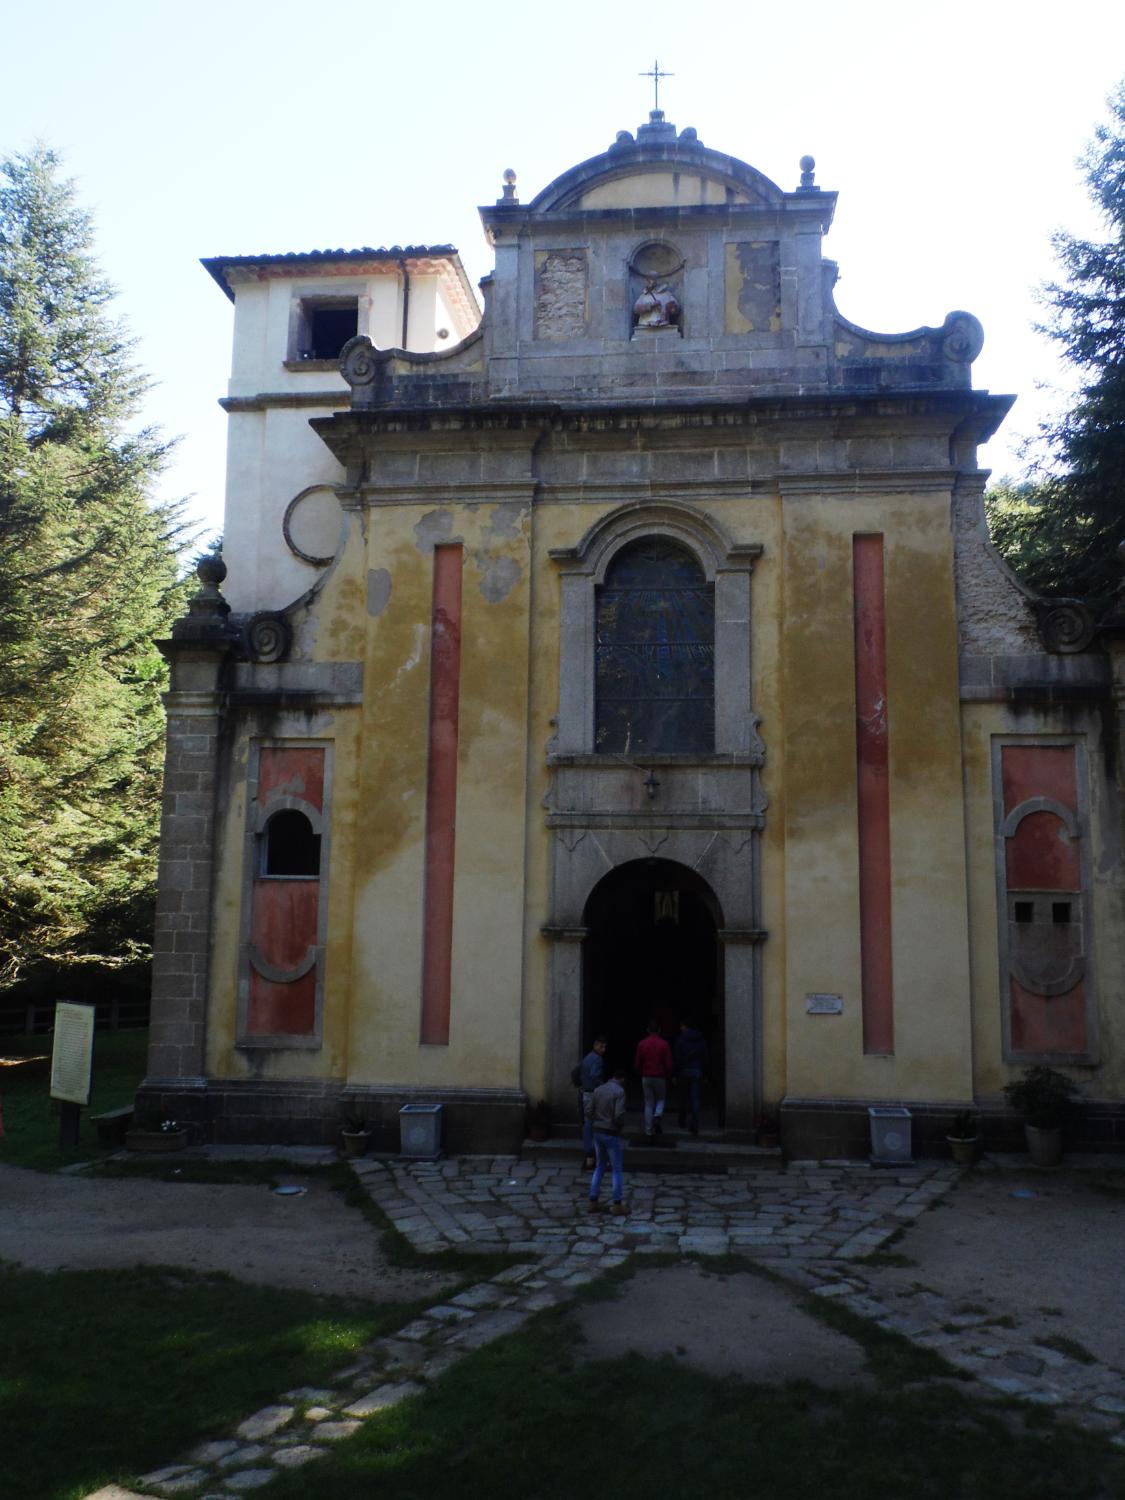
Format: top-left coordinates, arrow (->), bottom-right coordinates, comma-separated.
629,242 -> 685,334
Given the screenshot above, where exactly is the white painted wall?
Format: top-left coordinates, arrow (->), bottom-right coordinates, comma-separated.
220,261 -> 476,613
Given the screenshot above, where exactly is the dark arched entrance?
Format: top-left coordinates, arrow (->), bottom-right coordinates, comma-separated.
582,859 -> 724,1126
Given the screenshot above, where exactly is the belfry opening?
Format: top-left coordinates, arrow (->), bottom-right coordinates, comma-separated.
582,860 -> 723,1126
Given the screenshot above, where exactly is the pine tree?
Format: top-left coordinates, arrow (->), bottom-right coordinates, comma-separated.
995,84 -> 1125,608
0,145 -> 190,989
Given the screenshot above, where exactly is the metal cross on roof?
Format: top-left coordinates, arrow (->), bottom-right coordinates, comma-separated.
639,59 -> 674,114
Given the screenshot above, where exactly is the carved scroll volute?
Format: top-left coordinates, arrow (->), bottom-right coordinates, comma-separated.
941,310 -> 985,364
1036,599 -> 1096,655
339,334 -> 379,386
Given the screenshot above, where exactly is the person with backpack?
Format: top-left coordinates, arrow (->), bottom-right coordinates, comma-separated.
673,1019 -> 708,1135
572,1035 -> 607,1170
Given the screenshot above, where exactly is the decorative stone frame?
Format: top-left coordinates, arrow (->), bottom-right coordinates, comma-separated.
548,500 -> 763,758
236,739 -> 334,1050
991,736 -> 1099,1067
544,502 -> 766,1130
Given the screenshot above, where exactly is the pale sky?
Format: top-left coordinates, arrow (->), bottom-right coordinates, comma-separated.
3,0 -> 1123,540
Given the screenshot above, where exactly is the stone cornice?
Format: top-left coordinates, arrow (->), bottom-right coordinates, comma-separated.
221,391 -> 351,413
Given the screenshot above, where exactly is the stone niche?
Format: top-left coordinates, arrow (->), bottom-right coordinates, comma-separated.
629,240 -> 685,337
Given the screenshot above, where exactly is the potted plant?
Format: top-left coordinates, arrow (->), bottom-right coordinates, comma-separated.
1003,1065 -> 1079,1167
527,1099 -> 552,1142
126,1118 -> 188,1153
756,1109 -> 781,1150
946,1109 -> 979,1166
340,1113 -> 372,1159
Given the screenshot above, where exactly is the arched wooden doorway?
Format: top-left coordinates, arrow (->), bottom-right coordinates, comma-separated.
582,859 -> 724,1126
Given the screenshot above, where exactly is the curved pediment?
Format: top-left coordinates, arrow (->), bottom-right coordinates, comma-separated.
527,121 -> 786,214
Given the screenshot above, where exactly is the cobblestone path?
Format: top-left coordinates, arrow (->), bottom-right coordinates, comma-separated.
86,1157 -> 1125,1498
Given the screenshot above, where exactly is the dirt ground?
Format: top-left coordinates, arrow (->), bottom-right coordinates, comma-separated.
578,1260 -> 874,1385
0,1162 -> 453,1301
873,1163 -> 1125,1371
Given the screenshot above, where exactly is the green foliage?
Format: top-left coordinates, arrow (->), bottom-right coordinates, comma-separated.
1003,1065 -> 1080,1129
991,84 -> 1125,609
0,145 -> 191,988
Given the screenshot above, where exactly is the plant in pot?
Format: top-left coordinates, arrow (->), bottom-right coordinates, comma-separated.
755,1109 -> 781,1150
527,1099 -> 552,1142
946,1109 -> 979,1166
340,1113 -> 372,1159
1003,1065 -> 1078,1167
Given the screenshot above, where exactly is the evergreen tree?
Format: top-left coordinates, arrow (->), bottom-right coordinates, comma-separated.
994,84 -> 1125,608
0,145 -> 190,989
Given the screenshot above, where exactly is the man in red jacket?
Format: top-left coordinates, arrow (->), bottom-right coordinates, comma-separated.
634,1020 -> 674,1143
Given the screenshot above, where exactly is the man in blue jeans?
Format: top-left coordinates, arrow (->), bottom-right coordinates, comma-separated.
577,1035 -> 608,1170
586,1065 -> 628,1216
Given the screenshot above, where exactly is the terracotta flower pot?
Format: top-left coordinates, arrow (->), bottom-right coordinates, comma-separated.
341,1129 -> 372,1159
947,1135 -> 978,1166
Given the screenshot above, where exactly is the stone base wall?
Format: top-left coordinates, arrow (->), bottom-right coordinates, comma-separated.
134,1080 -> 529,1154
780,1096 -> 1125,1160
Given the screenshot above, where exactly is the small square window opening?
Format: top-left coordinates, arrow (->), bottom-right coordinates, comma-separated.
1052,901 -> 1072,925
1014,901 -> 1034,924
294,298 -> 359,361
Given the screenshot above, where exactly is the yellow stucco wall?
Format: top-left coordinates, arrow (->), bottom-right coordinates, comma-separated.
203,472 -> 1122,1117
781,490 -> 973,1102
578,171 -> 751,210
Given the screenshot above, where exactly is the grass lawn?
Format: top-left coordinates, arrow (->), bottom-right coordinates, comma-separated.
0,1261 -> 425,1500
0,1027 -> 148,1171
259,1303 -> 1125,1500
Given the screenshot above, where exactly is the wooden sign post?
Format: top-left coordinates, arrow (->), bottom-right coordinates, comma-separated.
50,1002 -> 96,1150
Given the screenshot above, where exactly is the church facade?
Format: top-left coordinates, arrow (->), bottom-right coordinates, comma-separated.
141,112 -> 1125,1156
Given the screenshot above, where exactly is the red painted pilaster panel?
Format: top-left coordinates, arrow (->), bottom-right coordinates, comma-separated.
1001,743 -> 1087,1056
247,746 -> 324,1038
420,545 -> 463,1045
853,534 -> 895,1055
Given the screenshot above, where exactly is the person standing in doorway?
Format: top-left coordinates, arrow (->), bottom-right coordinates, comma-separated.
586,1065 -> 628,1216
634,1019 -> 674,1144
674,1019 -> 708,1135
575,1036 -> 607,1169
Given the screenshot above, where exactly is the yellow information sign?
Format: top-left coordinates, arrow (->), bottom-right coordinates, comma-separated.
50,1003 -> 96,1106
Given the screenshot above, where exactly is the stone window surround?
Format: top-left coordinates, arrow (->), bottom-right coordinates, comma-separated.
236,738 -> 334,1051
285,284 -> 370,368
991,734 -> 1099,1068
548,500 -> 763,760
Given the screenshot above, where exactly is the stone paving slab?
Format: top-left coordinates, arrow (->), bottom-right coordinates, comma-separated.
80,1157 -> 1125,1498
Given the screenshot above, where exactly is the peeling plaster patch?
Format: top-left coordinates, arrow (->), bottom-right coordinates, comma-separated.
477,553 -> 522,604
413,510 -> 461,555
485,502 -> 525,543
366,568 -> 392,617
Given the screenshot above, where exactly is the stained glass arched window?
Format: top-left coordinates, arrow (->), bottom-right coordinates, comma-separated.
595,538 -> 714,754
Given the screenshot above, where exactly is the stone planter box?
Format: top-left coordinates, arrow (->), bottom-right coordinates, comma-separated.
125,1129 -> 188,1153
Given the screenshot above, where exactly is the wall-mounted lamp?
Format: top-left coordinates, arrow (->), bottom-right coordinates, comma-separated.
643,769 -> 660,800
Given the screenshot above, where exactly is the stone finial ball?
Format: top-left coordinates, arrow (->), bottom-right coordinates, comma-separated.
503,168 -> 517,184
197,552 -> 227,587
799,155 -> 816,173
